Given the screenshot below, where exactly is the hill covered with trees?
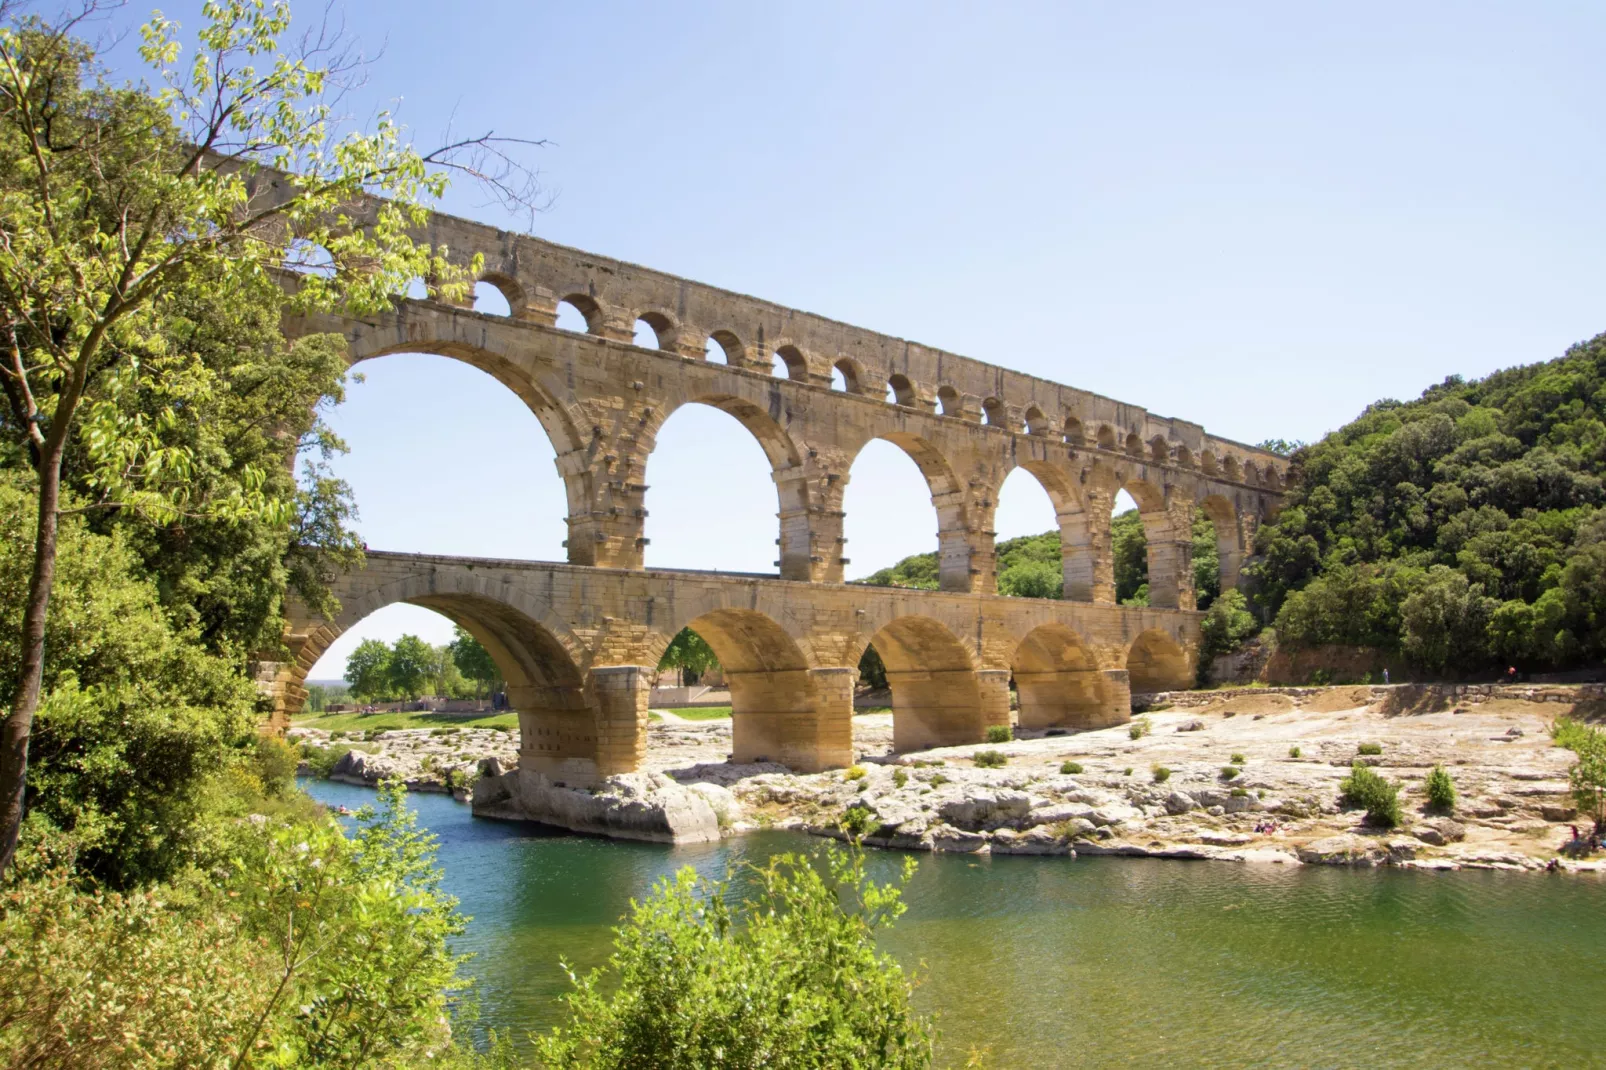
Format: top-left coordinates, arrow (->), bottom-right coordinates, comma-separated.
1251,333 -> 1606,674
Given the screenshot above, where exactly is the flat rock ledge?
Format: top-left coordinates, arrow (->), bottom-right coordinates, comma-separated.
471,767 -> 721,845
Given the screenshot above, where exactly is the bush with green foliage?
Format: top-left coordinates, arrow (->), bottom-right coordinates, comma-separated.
1358,742 -> 1383,756
1151,764 -> 1171,783
1060,761 -> 1083,775
1552,716 -> 1601,754
986,724 -> 1013,744
1252,335 -> 1606,674
1197,589 -> 1261,676
1230,752 -> 1247,765
0,781 -> 468,1068
1424,764 -> 1458,812
1128,716 -> 1151,741
534,844 -> 933,1068
1289,745 -> 1303,758
1220,766 -> 1240,781
1339,762 -> 1403,827
972,750 -> 1008,768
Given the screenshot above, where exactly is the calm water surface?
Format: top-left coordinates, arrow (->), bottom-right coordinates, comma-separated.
301,779 -> 1606,1068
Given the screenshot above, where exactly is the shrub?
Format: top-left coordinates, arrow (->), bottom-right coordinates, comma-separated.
299,742 -> 351,779
985,724 -> 1013,744
0,782 -> 468,1069
1553,717 -> 1602,754
1424,764 -> 1457,812
1129,717 -> 1151,741
1151,764 -> 1171,783
1230,787 -> 1248,798
1122,767 -> 1133,776
535,844 -> 933,1068
1357,742 -> 1383,756
844,765 -> 868,781
1230,752 -> 1247,765
928,773 -> 951,787
1569,740 -> 1606,830
1339,762 -> 1403,828
1060,761 -> 1084,775
1220,766 -> 1240,780
1289,745 -> 1302,758
892,768 -> 909,788
972,750 -> 1008,768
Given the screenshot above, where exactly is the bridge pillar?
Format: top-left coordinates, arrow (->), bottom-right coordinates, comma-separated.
728,666 -> 854,772
887,668 -> 987,751
1218,513 -> 1259,593
775,466 -> 837,582
1016,668 -> 1129,730
1143,500 -> 1197,610
557,446 -> 647,570
976,668 -> 1012,734
514,683 -> 604,785
590,665 -> 651,776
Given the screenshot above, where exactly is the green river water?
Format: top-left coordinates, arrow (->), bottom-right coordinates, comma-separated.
300,779 -> 1605,1068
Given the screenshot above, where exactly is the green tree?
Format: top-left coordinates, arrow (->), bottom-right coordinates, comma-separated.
387,634 -> 434,700
658,627 -> 721,683
451,625 -> 503,698
858,643 -> 888,691
0,0 -> 542,874
997,559 -> 1062,599
536,843 -> 933,1068
345,638 -> 393,702
1197,589 -> 1260,679
0,476 -> 256,887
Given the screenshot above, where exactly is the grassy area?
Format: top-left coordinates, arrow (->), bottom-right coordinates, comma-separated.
854,706 -> 892,715
661,705 -> 733,720
292,709 -> 518,733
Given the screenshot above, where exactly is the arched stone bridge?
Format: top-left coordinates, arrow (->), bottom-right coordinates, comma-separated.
281,552 -> 1201,780
262,190 -> 1288,778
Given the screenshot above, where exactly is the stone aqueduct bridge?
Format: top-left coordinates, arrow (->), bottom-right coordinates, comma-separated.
271,202 -> 1287,781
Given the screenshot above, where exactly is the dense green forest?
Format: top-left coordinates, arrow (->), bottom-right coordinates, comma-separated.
1251,333 -> 1606,673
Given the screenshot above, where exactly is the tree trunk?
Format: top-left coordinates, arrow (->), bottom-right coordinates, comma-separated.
0,437 -> 64,880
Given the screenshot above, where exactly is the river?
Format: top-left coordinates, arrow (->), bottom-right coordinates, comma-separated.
300,778 -> 1605,1068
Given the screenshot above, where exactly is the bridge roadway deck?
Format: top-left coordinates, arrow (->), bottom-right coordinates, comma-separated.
276,551 -> 1201,780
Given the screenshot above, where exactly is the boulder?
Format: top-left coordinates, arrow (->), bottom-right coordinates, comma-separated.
1088,803 -> 1142,827
1424,817 -> 1467,842
1411,824 -> 1447,847
1027,801 -> 1096,826
686,782 -> 740,827
1541,804 -> 1578,822
471,768 -> 720,844
1296,835 -> 1388,866
928,824 -> 991,853
938,789 -> 1036,830
1164,791 -> 1197,815
992,825 -> 1075,856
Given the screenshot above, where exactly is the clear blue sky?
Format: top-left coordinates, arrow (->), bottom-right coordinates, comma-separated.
113,2 -> 1606,678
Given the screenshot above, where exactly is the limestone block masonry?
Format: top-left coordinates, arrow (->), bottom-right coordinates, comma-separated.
259,187 -> 1286,781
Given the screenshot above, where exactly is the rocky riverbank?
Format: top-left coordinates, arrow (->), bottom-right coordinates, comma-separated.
290,685 -> 1606,873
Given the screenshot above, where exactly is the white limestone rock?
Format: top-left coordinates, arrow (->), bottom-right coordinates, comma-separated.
471,768 -> 720,844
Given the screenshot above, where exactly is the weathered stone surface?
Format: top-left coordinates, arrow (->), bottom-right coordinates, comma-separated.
1296,835 -> 1388,866
1164,790 -> 1197,815
472,768 -> 719,844
940,789 -> 1036,830
929,824 -> 991,853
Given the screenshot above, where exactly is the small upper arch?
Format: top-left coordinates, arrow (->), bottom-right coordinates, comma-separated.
886,373 -> 917,407
1125,431 -> 1144,457
831,357 -> 865,394
982,397 -> 1007,427
558,293 -> 605,334
1063,415 -> 1085,446
936,385 -> 963,417
773,344 -> 809,382
706,329 -> 742,364
1148,436 -> 1170,464
1096,424 -> 1117,450
1024,405 -> 1050,436
1174,444 -> 1194,469
476,272 -> 524,316
1223,455 -> 1242,482
1199,449 -> 1219,475
633,309 -> 677,350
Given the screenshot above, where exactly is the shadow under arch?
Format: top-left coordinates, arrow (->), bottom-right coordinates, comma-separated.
1126,628 -> 1192,693
848,432 -> 974,592
861,615 -> 989,752
678,608 -> 848,772
1011,623 -> 1128,731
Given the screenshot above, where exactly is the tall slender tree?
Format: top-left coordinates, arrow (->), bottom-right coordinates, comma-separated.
0,0 -> 542,876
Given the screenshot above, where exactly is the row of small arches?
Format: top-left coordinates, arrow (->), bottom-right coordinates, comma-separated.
471,281 -> 1282,490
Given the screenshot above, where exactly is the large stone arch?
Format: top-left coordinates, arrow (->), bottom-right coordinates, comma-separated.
846,432 -> 976,592
1198,493 -> 1245,595
677,608 -> 849,772
640,394 -> 811,577
1118,475 -> 1197,610
1009,623 -> 1128,731
861,614 -> 989,751
1126,628 -> 1192,693
1000,457 -> 1093,602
